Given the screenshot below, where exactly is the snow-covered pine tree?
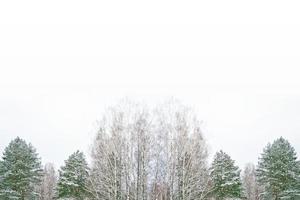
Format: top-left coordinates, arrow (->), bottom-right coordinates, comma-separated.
57,150 -> 89,200
210,150 -> 243,200
0,137 -> 43,200
257,137 -> 300,200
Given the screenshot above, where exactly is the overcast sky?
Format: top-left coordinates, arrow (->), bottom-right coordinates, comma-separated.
0,0 -> 300,169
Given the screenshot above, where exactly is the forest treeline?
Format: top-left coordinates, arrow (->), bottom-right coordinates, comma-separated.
0,100 -> 299,200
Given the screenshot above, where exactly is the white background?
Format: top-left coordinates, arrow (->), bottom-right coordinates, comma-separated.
0,0 -> 300,169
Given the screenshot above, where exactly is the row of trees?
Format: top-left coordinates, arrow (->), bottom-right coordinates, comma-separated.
0,101 -> 299,200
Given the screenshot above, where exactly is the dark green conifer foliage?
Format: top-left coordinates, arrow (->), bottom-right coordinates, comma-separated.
57,150 -> 89,200
0,137 -> 42,200
257,137 -> 300,200
210,150 -> 243,200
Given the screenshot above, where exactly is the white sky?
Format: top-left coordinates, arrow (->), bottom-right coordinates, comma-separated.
0,0 -> 300,169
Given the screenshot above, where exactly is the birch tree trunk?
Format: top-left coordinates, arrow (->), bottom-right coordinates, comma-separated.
89,100 -> 210,200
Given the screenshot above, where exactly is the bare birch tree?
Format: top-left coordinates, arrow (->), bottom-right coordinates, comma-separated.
242,163 -> 260,200
39,163 -> 57,200
89,101 -> 152,200
153,101 -> 210,200
89,100 -> 209,200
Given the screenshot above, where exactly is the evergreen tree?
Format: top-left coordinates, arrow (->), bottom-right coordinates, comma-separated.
0,137 -> 43,200
57,150 -> 89,200
210,150 -> 243,200
257,137 -> 300,200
